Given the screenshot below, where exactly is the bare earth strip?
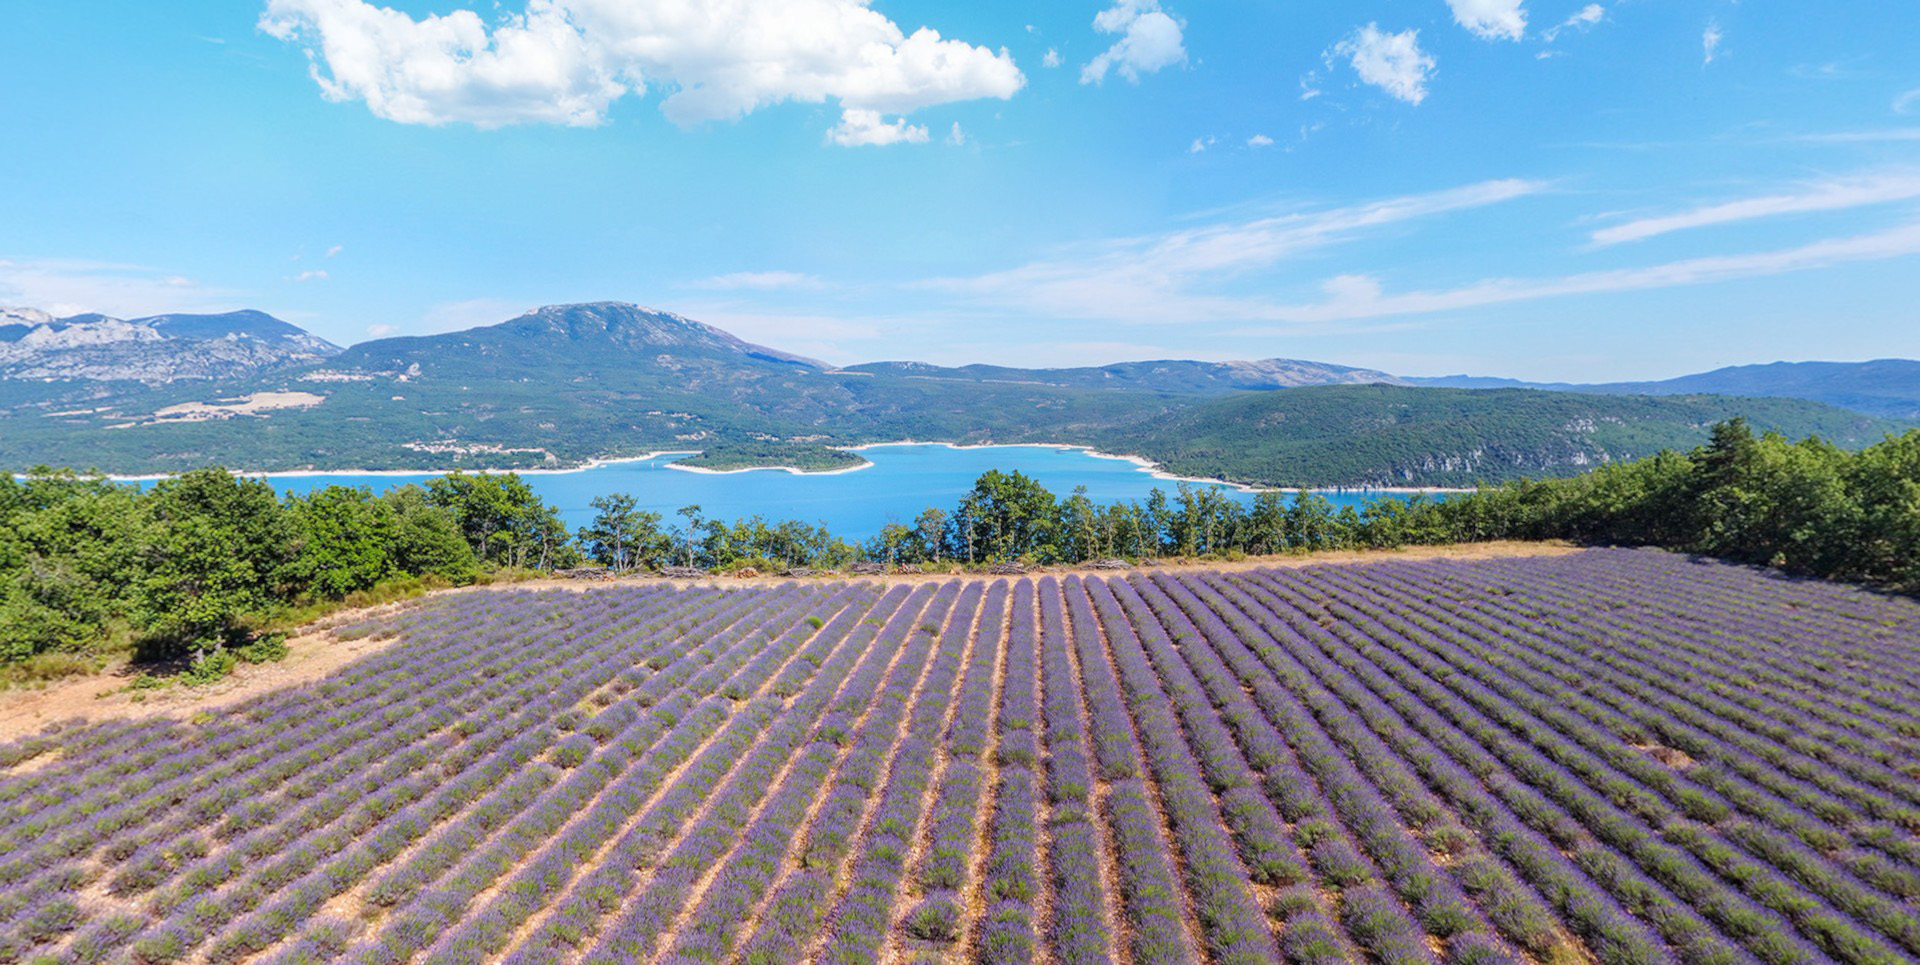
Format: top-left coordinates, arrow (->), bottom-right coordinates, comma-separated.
0,545 -> 1576,745
719,586 -> 940,958
951,583 -> 1013,964
793,585 -> 968,964
473,589 -> 877,961
876,583 -> 987,965
1076,576 -> 1212,962
1048,577 -> 1132,965
1021,581 -> 1060,965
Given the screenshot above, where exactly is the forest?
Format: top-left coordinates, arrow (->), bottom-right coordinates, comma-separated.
3,419 -> 1916,680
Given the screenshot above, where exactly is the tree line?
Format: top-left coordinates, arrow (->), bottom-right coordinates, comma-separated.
4,420 -> 1917,675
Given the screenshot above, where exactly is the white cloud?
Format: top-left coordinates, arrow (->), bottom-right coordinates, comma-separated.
1081,0 -> 1187,85
1446,0 -> 1526,42
366,323 -> 396,337
1042,48 -> 1062,68
1247,134 -> 1274,147
288,269 -> 330,282
1592,172 -> 1920,246
690,271 -> 825,291
324,244 -> 344,258
1894,89 -> 1920,115
827,108 -> 929,147
947,121 -> 967,146
922,179 -> 1545,323
1702,21 -> 1722,65
1542,4 -> 1603,43
1188,135 -> 1216,153
259,0 -> 1023,136
1333,24 -> 1435,105
0,258 -> 241,318
1298,71 -> 1322,100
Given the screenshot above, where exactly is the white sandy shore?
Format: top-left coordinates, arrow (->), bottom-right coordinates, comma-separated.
95,441 -> 1465,495
101,450 -> 703,483
839,441 -> 1467,495
665,458 -> 873,477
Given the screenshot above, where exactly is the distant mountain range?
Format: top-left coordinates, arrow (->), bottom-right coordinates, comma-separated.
1408,360 -> 1920,421
0,300 -> 1911,486
0,308 -> 340,382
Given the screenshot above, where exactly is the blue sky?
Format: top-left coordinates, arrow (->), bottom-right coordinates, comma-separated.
2,1 -> 1917,380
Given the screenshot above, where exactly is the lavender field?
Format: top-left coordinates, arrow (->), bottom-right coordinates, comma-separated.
2,548 -> 1918,965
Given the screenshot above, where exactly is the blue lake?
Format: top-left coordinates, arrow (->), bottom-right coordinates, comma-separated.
235,445 -> 1418,541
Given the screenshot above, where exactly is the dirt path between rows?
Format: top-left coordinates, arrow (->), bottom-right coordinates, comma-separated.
0,542 -> 1579,745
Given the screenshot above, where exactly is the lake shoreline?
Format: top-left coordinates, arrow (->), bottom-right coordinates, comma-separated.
92,441 -> 1466,495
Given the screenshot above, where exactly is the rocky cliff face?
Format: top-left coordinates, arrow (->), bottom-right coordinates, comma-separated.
0,309 -> 341,382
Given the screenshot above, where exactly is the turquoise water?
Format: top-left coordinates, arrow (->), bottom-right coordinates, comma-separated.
238,445 -> 1411,541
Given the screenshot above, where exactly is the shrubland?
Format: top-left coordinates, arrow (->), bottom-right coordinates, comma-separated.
3,419 -> 1917,679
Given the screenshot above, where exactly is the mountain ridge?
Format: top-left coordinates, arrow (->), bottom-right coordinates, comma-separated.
0,300 -> 1913,486
0,307 -> 341,383
1409,358 -> 1920,420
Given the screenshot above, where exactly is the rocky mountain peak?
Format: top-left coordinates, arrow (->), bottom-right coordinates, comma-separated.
0,308 -> 342,383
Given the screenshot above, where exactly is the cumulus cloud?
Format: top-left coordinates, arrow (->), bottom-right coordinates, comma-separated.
827,108 -> 929,147
1247,133 -> 1274,147
258,0 -> 1023,138
1542,4 -> 1603,43
1188,135 -> 1216,153
1043,48 -> 1062,68
1591,171 -> 1920,246
1081,0 -> 1187,85
1446,0 -> 1526,42
1702,21 -> 1723,65
1333,24 -> 1435,105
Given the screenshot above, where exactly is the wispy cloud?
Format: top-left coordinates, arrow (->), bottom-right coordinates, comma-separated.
1541,4 -> 1603,43
420,297 -> 526,334
1590,171 -> 1920,246
1702,21 -> 1723,65
1895,89 -> 1920,114
0,258 -> 241,318
1792,129 -> 1920,143
688,271 -> 826,291
1229,219 -> 1920,329
921,179 -> 1546,323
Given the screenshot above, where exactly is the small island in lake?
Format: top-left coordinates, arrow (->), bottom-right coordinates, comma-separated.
670,441 -> 872,474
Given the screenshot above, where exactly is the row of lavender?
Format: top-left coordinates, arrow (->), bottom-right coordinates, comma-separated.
0,547 -> 1914,965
